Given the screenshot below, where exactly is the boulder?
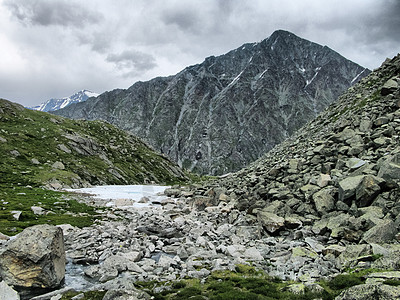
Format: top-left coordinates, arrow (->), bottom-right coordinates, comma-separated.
347,158 -> 367,169
362,219 -> 397,244
381,77 -> 399,95
338,175 -> 365,202
102,288 -> 151,300
51,161 -> 65,170
0,281 -> 19,300
335,283 -> 400,300
316,174 -> 331,188
257,210 -> 285,234
312,187 -> 335,214
0,225 -> 65,288
378,153 -> 400,184
355,175 -> 385,207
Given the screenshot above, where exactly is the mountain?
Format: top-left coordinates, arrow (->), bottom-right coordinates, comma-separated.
29,90 -> 99,112
0,98 -> 188,189
54,30 -> 370,175
167,54 -> 400,289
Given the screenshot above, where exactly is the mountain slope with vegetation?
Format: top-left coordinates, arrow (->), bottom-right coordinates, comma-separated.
0,98 -> 188,189
0,98 -> 188,235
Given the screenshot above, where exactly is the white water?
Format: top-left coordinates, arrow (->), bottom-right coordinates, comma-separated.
62,185 -> 171,292
66,185 -> 170,208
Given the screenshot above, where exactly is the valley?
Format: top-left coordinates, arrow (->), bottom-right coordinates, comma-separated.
0,31 -> 399,300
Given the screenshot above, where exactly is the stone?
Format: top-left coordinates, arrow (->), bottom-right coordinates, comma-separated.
102,289 -> 151,300
359,119 -> 372,132
158,254 -> 176,269
291,247 -> 318,259
257,210 -> 285,234
31,206 -> 45,215
337,244 -> 371,269
335,283 -> 400,300
0,281 -> 20,300
355,175 -> 385,207
312,187 -> 335,214
322,245 -> 346,257
285,283 -> 305,295
338,175 -> 365,202
243,247 -> 264,261
0,224 -> 65,288
57,144 -> 71,154
316,174 -> 331,188
305,237 -> 325,253
11,211 -> 22,220
10,150 -> 20,157
347,158 -> 367,169
52,161 -> 65,170
367,271 -> 400,283
30,287 -> 75,300
31,158 -> 40,165
378,153 -> 400,183
381,77 -> 399,95
300,184 -> 320,200
362,219 -> 397,244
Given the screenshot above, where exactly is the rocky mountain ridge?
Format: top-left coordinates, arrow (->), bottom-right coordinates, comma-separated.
29,90 -> 98,112
54,30 -> 369,175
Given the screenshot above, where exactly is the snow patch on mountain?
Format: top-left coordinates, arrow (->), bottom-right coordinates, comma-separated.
28,90 -> 99,112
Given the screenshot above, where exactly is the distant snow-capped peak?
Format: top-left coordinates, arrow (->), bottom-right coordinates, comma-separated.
28,90 -> 99,112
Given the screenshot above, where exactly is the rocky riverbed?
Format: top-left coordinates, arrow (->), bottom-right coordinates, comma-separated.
55,184 -> 399,295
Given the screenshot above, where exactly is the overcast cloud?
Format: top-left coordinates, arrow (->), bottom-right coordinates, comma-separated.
0,0 -> 399,106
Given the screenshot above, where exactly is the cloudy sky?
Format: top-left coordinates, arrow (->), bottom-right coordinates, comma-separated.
0,0 -> 399,106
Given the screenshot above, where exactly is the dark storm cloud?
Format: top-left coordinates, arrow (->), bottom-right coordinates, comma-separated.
4,0 -> 101,27
106,50 -> 157,75
365,0 -> 400,42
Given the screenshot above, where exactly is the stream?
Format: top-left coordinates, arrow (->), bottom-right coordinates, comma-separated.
62,185 -> 171,292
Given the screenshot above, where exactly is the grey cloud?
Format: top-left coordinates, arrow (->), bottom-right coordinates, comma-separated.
162,9 -> 200,33
106,50 -> 157,75
4,0 -> 101,27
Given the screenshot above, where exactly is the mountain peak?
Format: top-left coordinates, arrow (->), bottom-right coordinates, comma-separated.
54,32 -> 370,175
28,90 -> 99,112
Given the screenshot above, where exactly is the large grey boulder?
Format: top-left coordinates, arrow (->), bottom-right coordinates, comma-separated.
381,77 -> 399,95
378,153 -> 400,184
257,210 -> 285,234
362,219 -> 397,244
355,175 -> 385,207
338,175 -> 365,203
0,225 -> 65,288
0,281 -> 19,300
335,283 -> 400,300
313,187 -> 336,214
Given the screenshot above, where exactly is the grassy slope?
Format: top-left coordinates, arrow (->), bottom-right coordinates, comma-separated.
0,98 -> 189,235
0,98 -> 188,188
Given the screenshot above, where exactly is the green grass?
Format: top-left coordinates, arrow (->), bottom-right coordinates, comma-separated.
0,184 -> 102,236
383,280 -> 400,286
60,290 -> 106,300
0,98 -> 189,189
128,266 -> 391,300
131,264 -> 337,300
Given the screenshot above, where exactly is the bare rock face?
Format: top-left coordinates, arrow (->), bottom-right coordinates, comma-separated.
54,30 -> 369,175
0,225 -> 65,289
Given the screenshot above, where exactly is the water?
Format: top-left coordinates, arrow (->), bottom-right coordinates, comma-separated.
64,259 -> 95,291
66,185 -> 171,208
